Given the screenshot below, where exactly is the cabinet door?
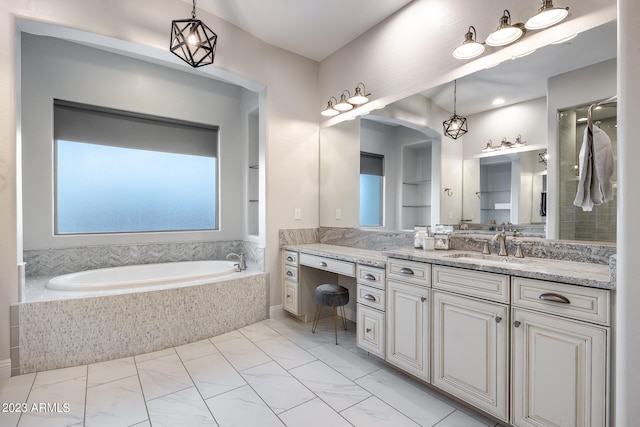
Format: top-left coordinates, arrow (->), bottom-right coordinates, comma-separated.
512,308 -> 608,427
283,279 -> 299,315
357,304 -> 385,358
432,291 -> 508,421
386,280 -> 429,381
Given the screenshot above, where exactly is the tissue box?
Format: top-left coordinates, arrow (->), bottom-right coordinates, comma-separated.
433,233 -> 451,250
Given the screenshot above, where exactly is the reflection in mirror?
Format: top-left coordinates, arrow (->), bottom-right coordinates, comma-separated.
463,150 -> 547,228
558,102 -> 617,242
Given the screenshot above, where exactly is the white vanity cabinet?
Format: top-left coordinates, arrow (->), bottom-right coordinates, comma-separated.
386,258 -> 431,382
511,278 -> 610,427
356,265 -> 386,358
431,266 -> 510,422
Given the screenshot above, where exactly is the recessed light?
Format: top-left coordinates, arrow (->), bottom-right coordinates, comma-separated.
493,98 -> 506,106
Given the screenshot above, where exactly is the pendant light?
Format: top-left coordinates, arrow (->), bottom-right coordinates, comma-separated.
442,80 -> 468,140
526,1 -> 569,30
170,0 -> 217,68
486,10 -> 525,47
453,26 -> 485,60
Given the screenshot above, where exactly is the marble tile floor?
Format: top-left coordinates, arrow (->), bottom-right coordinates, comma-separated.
0,315 -> 503,427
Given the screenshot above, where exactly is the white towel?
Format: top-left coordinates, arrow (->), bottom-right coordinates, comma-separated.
573,124 -> 614,211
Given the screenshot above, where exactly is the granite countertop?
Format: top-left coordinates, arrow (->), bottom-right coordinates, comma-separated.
281,243 -> 387,268
282,243 -> 614,290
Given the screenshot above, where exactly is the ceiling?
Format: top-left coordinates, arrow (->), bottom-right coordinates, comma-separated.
194,0 -> 414,61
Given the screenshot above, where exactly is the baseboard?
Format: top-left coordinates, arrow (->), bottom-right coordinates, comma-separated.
0,359 -> 11,379
269,305 -> 286,319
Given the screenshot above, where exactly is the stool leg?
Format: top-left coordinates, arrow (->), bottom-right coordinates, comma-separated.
340,305 -> 348,330
333,306 -> 338,345
312,304 -> 323,333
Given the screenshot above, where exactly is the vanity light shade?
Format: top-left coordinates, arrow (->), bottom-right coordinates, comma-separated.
334,93 -> 354,112
170,1 -> 217,68
321,97 -> 340,117
526,1 -> 569,30
453,26 -> 485,60
486,10 -> 525,47
348,83 -> 370,105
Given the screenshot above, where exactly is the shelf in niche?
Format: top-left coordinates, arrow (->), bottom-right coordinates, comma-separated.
249,199 -> 259,202
403,204 -> 432,208
403,180 -> 432,185
249,165 -> 259,169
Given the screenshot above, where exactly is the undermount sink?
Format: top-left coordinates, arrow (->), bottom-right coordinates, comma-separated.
444,252 -> 540,265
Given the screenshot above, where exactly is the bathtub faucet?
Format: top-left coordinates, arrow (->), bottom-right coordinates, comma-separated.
226,252 -> 247,270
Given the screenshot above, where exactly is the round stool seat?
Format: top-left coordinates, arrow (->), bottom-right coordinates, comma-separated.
313,284 -> 349,307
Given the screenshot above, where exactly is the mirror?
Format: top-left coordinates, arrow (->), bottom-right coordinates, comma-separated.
319,20 -> 617,242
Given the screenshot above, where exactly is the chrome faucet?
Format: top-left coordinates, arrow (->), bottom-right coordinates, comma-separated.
493,231 -> 508,256
226,252 -> 247,270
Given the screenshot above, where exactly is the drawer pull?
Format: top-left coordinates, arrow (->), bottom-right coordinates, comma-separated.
514,320 -> 521,328
363,294 -> 376,302
286,271 -> 293,276
366,328 -> 372,333
495,316 -> 502,323
399,267 -> 415,275
363,273 -> 376,281
538,293 -> 571,304
286,256 -> 294,262
320,261 -> 328,267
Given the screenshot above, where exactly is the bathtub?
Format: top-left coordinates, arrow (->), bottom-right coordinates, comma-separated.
46,260 -> 239,291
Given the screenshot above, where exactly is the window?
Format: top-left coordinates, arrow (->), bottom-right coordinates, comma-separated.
360,152 -> 384,227
54,100 -> 219,234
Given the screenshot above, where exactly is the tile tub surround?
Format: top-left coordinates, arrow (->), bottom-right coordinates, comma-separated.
23,240 -> 264,278
17,272 -> 268,373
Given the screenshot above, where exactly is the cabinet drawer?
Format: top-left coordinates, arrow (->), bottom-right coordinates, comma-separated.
283,250 -> 298,266
387,258 -> 431,287
512,277 -> 610,326
357,304 -> 385,358
357,284 -> 386,311
299,253 -> 355,277
283,264 -> 298,282
357,265 -> 386,290
433,265 -> 509,303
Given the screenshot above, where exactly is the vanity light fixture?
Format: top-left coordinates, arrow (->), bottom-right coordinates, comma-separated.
334,91 -> 355,112
485,10 -> 525,47
453,26 -> 485,60
483,140 -> 496,152
525,1 -> 569,30
321,97 -> 340,117
513,134 -> 526,147
442,80 -> 468,140
170,0 -> 217,68
348,83 -> 370,105
499,137 -> 513,149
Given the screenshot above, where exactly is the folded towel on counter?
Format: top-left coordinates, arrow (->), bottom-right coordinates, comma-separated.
573,124 -> 615,211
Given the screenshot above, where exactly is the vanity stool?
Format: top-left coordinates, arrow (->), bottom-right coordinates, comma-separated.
311,284 -> 349,344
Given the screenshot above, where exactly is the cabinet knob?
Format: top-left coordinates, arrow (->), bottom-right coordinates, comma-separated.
366,328 -> 372,333
495,316 -> 502,323
514,320 -> 521,328
420,296 -> 426,302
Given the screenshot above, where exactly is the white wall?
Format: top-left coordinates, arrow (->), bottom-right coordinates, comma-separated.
21,33 -> 250,249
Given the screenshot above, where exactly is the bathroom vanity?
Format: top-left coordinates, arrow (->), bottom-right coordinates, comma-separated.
280,239 -> 613,427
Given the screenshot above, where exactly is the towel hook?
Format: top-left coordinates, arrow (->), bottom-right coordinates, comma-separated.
444,188 -> 453,197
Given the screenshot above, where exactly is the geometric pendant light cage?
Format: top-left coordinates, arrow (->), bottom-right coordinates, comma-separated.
170,0 -> 217,68
442,80 -> 468,140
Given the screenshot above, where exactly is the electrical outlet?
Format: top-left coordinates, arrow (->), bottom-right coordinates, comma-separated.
335,209 -> 342,220
294,208 -> 301,220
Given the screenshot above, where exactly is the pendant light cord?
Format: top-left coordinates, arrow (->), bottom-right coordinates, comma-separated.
453,80 -> 457,114
192,0 -> 197,19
